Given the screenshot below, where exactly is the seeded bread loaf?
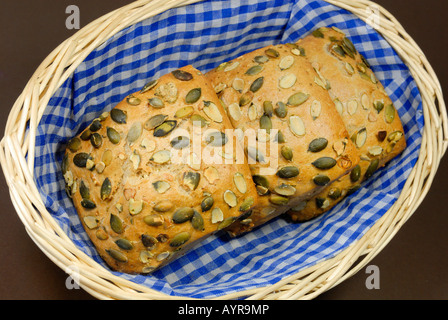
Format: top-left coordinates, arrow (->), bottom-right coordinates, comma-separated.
287,27 -> 406,222
205,44 -> 360,236
62,65 -> 259,274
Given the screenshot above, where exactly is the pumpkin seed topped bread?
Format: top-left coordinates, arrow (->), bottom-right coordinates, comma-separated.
205,44 -> 360,236
287,27 -> 406,222
62,65 -> 259,274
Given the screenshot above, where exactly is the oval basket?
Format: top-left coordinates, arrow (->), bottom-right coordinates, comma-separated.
1,0 -> 446,300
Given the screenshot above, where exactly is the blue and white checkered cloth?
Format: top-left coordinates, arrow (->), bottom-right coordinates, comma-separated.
33,0 -> 424,298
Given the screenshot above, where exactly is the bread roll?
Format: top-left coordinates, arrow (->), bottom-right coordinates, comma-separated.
206,43 -> 360,236
287,27 -> 406,222
62,65 -> 259,273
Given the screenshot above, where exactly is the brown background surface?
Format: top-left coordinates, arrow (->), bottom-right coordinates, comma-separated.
0,0 -> 447,300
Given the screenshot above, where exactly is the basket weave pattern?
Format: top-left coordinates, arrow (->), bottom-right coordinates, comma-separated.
0,0 -> 446,299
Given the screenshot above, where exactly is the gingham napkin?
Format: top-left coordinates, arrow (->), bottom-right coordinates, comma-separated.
33,0 -> 424,298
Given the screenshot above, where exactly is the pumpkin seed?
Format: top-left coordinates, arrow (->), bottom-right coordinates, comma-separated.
263,101 -> 274,117
274,183 -> 296,196
316,198 -> 330,209
385,104 -> 396,123
99,112 -> 109,121
277,166 -> 300,179
308,138 -> 328,153
364,159 -> 380,180
232,78 -> 245,92
101,177 -> 112,200
83,216 -> 98,229
90,133 -> 102,148
228,103 -> 242,121
310,100 -> 322,120
254,55 -> 269,64
252,175 -> 269,188
67,137 -> 81,152
106,127 -> 121,144
269,194 -> 289,205
279,55 -> 294,70
259,115 -> 272,133
126,122 -> 143,144
183,171 -> 200,191
313,174 -> 330,186
279,73 -> 297,89
290,201 -> 307,212
106,249 -> 128,263
170,232 -> 191,247
289,116 -> 306,136
191,210 -> 205,231
149,97 -> 165,108
223,61 -> 240,72
129,198 -> 144,215
172,207 -> 195,224
250,77 -> 264,92
239,197 -> 255,212
347,100 -> 358,115
265,48 -> 279,58
143,214 -> 164,227
126,95 -> 141,106
73,152 -> 91,168
211,208 -> 224,223
205,131 -> 228,147
218,217 -> 237,230
110,108 -> 127,124
172,69 -> 193,81
86,159 -> 95,170
141,235 -> 158,250
343,37 -> 357,54
110,214 -> 123,234
79,180 -> 90,199
245,65 -> 264,75
312,29 -> 324,38
80,129 -> 92,141
334,98 -> 343,115
248,104 -> 257,121
115,239 -> 133,251
312,157 -> 337,170
239,91 -> 254,106
388,131 -> 403,142
153,120 -> 177,137
345,62 -> 355,75
233,172 -> 247,194
175,106 -> 194,119
223,190 -> 238,207
247,146 -> 265,163
201,196 -> 214,212
368,146 -> 383,157
96,228 -> 109,240
191,114 -> 208,127
140,79 -> 158,93
281,145 -> 293,161
144,114 -> 168,131
185,88 -> 201,104
288,92 -> 310,106
328,188 -> 342,200
274,130 -> 286,144
214,82 -> 227,94
150,150 -> 171,164
170,136 -> 190,149
203,101 -> 223,123
89,119 -> 102,132
361,94 -> 370,110
81,199 -> 96,209
352,127 -> 367,148
350,164 -> 361,182
275,102 -> 287,118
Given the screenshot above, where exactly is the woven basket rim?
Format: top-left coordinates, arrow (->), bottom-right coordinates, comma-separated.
1,0 -> 447,300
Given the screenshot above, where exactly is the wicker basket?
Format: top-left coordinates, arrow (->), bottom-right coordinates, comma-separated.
0,0 -> 446,300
